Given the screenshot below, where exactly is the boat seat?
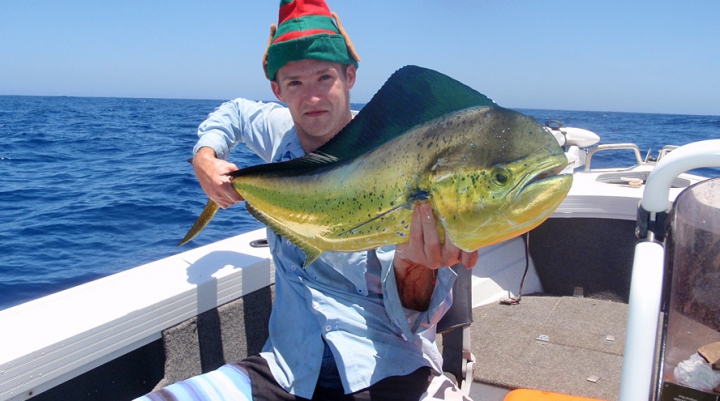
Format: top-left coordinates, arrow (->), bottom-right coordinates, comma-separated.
504,389 -> 607,400
471,294 -> 627,401
154,285 -> 274,389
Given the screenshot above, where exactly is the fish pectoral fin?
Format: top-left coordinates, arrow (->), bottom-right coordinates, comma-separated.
178,199 -> 221,246
338,205 -> 410,237
337,190 -> 431,237
408,189 -> 430,203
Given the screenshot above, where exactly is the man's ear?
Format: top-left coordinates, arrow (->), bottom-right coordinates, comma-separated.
271,80 -> 285,103
345,65 -> 357,90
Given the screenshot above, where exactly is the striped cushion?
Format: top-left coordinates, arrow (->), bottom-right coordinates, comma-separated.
133,363 -> 252,401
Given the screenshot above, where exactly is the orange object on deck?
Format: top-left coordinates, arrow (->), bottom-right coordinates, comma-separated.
504,389 -> 607,401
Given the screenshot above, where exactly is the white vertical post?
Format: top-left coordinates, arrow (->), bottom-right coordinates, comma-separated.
619,240 -> 665,401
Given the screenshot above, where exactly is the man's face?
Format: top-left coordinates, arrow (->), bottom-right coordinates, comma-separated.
271,59 -> 356,153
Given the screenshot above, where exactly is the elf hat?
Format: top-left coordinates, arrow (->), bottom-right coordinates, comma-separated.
263,0 -> 361,81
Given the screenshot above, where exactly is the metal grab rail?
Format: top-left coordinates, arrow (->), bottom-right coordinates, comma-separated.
584,143 -> 644,171
657,145 -> 678,161
619,139 -> 720,401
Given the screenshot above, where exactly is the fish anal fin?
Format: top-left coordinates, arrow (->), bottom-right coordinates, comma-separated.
244,202 -> 323,268
302,247 -> 323,267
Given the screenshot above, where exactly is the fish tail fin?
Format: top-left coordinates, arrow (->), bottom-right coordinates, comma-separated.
178,199 -> 221,246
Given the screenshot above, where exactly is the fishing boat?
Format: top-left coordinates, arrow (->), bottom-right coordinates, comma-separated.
1,125 -> 719,401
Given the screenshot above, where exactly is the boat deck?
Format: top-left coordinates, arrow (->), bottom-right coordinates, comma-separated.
471,295 -> 627,401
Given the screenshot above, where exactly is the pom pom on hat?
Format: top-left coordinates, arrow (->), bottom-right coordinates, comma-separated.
263,0 -> 360,80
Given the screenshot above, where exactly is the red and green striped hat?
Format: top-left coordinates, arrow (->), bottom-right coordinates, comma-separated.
263,0 -> 360,80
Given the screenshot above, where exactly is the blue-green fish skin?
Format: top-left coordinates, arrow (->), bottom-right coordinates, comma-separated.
180,66 -> 572,265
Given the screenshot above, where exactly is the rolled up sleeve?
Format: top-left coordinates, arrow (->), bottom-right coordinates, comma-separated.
194,99 -> 291,162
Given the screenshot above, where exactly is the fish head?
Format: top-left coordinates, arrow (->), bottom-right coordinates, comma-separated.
431,107 -> 573,251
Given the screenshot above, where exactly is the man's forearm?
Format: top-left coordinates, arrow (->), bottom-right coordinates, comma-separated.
393,258 -> 435,311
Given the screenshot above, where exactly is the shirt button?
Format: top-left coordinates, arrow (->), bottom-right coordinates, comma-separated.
325,325 -> 332,332
286,239 -> 292,246
290,264 -> 298,271
401,333 -> 408,341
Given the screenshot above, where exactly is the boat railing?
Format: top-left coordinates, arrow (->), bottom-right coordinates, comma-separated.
584,143 -> 644,171
657,145 -> 678,161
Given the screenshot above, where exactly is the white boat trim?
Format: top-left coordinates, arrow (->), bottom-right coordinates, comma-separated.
554,168 -> 694,221
0,229 -> 273,401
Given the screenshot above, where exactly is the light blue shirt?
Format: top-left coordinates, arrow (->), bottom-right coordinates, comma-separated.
196,98 -> 457,398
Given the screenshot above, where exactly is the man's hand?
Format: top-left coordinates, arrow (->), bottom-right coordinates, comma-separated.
193,147 -> 244,209
395,202 -> 478,270
393,202 -> 478,311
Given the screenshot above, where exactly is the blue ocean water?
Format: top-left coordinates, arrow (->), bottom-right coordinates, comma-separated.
1,95 -> 719,310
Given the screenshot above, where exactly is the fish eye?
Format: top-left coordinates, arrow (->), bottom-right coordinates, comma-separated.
491,166 -> 511,186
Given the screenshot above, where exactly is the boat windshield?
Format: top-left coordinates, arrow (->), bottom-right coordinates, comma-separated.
661,177 -> 720,397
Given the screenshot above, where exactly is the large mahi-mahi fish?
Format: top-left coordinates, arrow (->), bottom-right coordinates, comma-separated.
180,66 -> 572,265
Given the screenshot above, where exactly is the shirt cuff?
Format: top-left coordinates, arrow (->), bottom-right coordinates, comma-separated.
193,100 -> 245,160
194,126 -> 233,160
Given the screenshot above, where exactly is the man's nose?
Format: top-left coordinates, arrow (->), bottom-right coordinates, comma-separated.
302,84 -> 323,103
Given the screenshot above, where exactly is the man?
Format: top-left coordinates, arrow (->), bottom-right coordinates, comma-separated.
138,1 -> 477,400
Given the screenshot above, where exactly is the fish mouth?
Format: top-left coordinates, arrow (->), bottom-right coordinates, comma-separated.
527,163 -> 567,185
516,159 -> 570,197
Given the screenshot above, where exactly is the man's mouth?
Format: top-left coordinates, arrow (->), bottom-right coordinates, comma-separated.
305,110 -> 328,117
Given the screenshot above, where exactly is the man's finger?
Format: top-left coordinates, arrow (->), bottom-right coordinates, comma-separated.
461,250 -> 478,270
419,203 -> 442,266
398,203 -> 437,267
440,231 -> 463,267
408,203 -> 425,246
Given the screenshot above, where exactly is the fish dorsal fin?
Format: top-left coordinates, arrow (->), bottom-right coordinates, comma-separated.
314,65 -> 495,162
232,65 -> 495,179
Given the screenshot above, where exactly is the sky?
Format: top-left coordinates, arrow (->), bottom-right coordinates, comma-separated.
1,1 -> 719,116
